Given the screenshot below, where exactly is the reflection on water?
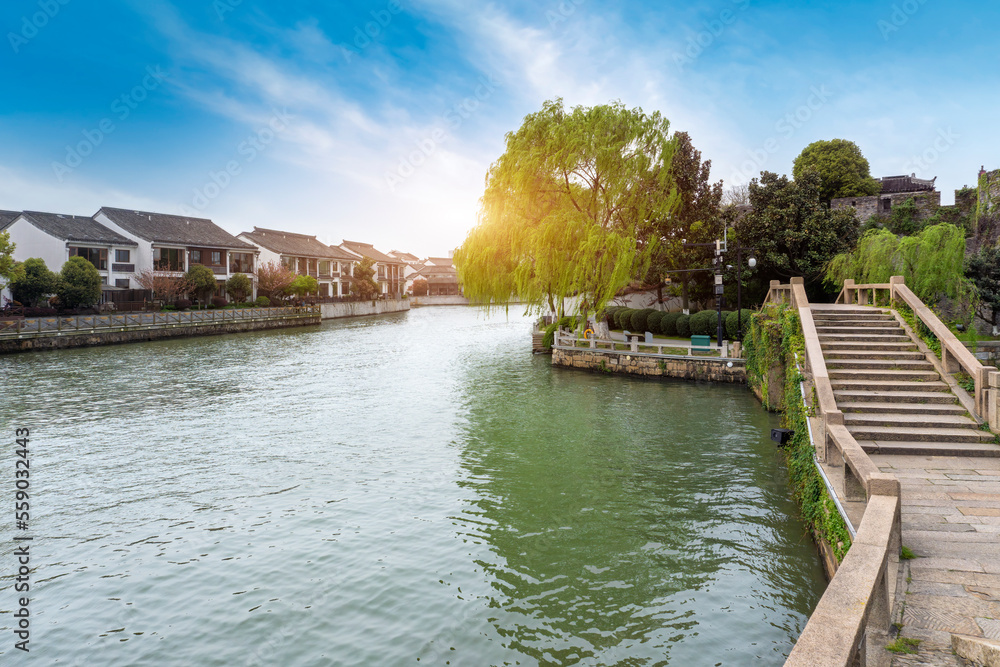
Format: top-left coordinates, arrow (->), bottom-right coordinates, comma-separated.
0,308 -> 824,666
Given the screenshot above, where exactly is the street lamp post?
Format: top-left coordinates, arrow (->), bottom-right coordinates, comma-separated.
732,242 -> 757,343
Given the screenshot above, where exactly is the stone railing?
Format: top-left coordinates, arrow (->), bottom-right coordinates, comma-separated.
837,276 -> 997,421
553,329 -> 731,357
765,278 -> 901,667
0,306 -> 320,338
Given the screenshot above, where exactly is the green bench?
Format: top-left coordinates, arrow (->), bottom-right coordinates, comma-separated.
690,334 -> 712,354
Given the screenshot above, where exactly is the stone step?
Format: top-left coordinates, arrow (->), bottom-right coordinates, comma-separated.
823,349 -> 925,360
811,306 -> 891,314
838,401 -> 967,415
844,413 -> 979,429
847,425 -> 994,443
830,380 -> 952,393
816,326 -> 906,336
819,334 -> 913,343
821,342 -> 920,353
856,440 -> 1000,457
828,369 -> 941,382
825,358 -> 936,371
813,319 -> 899,327
833,389 -> 958,403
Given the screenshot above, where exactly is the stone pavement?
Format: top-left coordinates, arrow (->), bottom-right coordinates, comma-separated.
871,454 -> 1000,665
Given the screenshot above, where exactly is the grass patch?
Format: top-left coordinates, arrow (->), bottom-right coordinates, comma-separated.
900,545 -> 917,560
886,637 -> 921,654
955,372 -> 976,394
661,346 -> 688,355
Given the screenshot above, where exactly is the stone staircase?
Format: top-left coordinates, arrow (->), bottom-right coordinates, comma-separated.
812,304 -> 1000,457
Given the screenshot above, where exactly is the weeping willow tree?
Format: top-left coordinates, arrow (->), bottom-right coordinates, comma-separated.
454,98 -> 679,316
826,223 -> 972,303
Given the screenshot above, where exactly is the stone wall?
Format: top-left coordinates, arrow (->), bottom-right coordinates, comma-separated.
320,299 -> 409,319
831,190 -> 941,221
552,346 -> 746,383
410,295 -> 470,306
0,315 -> 321,354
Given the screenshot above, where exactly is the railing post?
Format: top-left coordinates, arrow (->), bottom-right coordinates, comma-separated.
989,371 -> 1000,432
843,278 -> 855,304
978,366 -> 998,422
889,275 -> 904,303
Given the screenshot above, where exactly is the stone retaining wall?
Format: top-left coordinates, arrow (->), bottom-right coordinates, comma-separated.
320,299 -> 409,319
410,295 -> 470,306
552,346 -> 746,383
0,315 -> 321,354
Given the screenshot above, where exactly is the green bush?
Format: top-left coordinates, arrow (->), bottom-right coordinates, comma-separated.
647,310 -> 665,332
255,296 -> 270,307
676,313 -> 691,337
690,310 -> 719,337
58,256 -> 102,309
603,306 -> 621,325
629,308 -> 656,332
542,322 -> 558,349
615,309 -> 634,329
659,312 -> 682,336
725,309 -> 755,339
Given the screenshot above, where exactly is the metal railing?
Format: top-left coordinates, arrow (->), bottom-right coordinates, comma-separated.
764,278 -> 901,667
0,306 -> 320,338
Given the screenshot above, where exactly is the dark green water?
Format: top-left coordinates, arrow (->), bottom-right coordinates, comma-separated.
0,307 -> 825,666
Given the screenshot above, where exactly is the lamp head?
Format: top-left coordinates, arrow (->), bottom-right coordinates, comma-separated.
748,257 -> 757,268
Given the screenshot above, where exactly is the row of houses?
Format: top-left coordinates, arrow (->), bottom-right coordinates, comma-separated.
0,207 -> 460,302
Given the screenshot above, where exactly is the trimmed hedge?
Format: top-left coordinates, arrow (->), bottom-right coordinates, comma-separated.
689,310 -> 716,336
659,312 -> 682,336
647,310 -> 665,332
615,309 -> 634,329
255,296 -> 270,307
725,309 -> 755,339
675,313 -> 691,337
629,308 -> 657,332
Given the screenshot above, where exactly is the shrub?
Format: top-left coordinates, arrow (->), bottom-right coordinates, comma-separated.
174,299 -> 192,311
185,264 -> 218,302
726,309 -> 755,339
690,310 -> 721,337
23,307 -> 57,317
676,313 -> 691,337
615,309 -> 634,329
647,310 -> 665,332
57,256 -> 102,310
225,273 -> 252,303
10,258 -> 58,308
211,296 -> 228,308
659,312 -> 682,336
603,306 -> 620,326
255,296 -> 270,307
630,308 -> 657,332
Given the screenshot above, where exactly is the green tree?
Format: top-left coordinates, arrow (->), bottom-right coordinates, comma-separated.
966,245 -> 1000,335
349,256 -> 379,299
225,273 -> 253,303
734,170 -> 860,299
644,131 -> 724,310
0,231 -> 18,292
185,264 -> 218,303
792,139 -> 880,204
826,223 -> 970,304
10,257 -> 58,307
57,256 -> 102,309
454,98 -> 679,316
288,274 -> 319,299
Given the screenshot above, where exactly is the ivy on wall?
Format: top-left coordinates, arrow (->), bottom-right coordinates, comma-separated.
745,305 -> 853,562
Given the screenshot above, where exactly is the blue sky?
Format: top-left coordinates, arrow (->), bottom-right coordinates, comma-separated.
2,0 -> 999,257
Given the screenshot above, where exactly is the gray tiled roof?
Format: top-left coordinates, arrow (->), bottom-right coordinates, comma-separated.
340,240 -> 400,264
240,227 -> 355,260
413,264 -> 457,279
0,210 -> 20,229
99,207 -> 255,250
20,211 -> 138,246
879,175 -> 937,194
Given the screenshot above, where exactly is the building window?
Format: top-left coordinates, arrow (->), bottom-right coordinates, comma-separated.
229,253 -> 253,273
298,258 -> 307,275
115,249 -> 130,262
341,282 -> 350,296
882,199 -> 891,212
154,247 -> 184,271
211,251 -> 222,265
319,260 -> 331,277
191,250 -> 202,264
69,247 -> 108,270
320,283 -> 329,297
115,278 -> 130,288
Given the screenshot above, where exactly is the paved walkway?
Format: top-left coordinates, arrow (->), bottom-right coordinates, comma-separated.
872,454 -> 1000,665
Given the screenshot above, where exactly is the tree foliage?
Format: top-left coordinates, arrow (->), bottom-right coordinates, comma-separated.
645,131 -> 724,310
10,257 -> 58,307
966,245 -> 1000,333
733,170 -> 860,298
57,256 -> 102,309
0,231 -> 18,292
349,256 -> 379,300
826,223 -> 971,304
255,261 -> 297,303
454,98 -> 679,316
289,274 -> 319,299
411,277 -> 428,296
792,139 -> 880,203
134,269 -> 192,303
185,264 -> 218,302
225,273 -> 253,302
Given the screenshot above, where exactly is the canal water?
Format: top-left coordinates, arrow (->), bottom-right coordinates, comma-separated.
0,308 -> 826,666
